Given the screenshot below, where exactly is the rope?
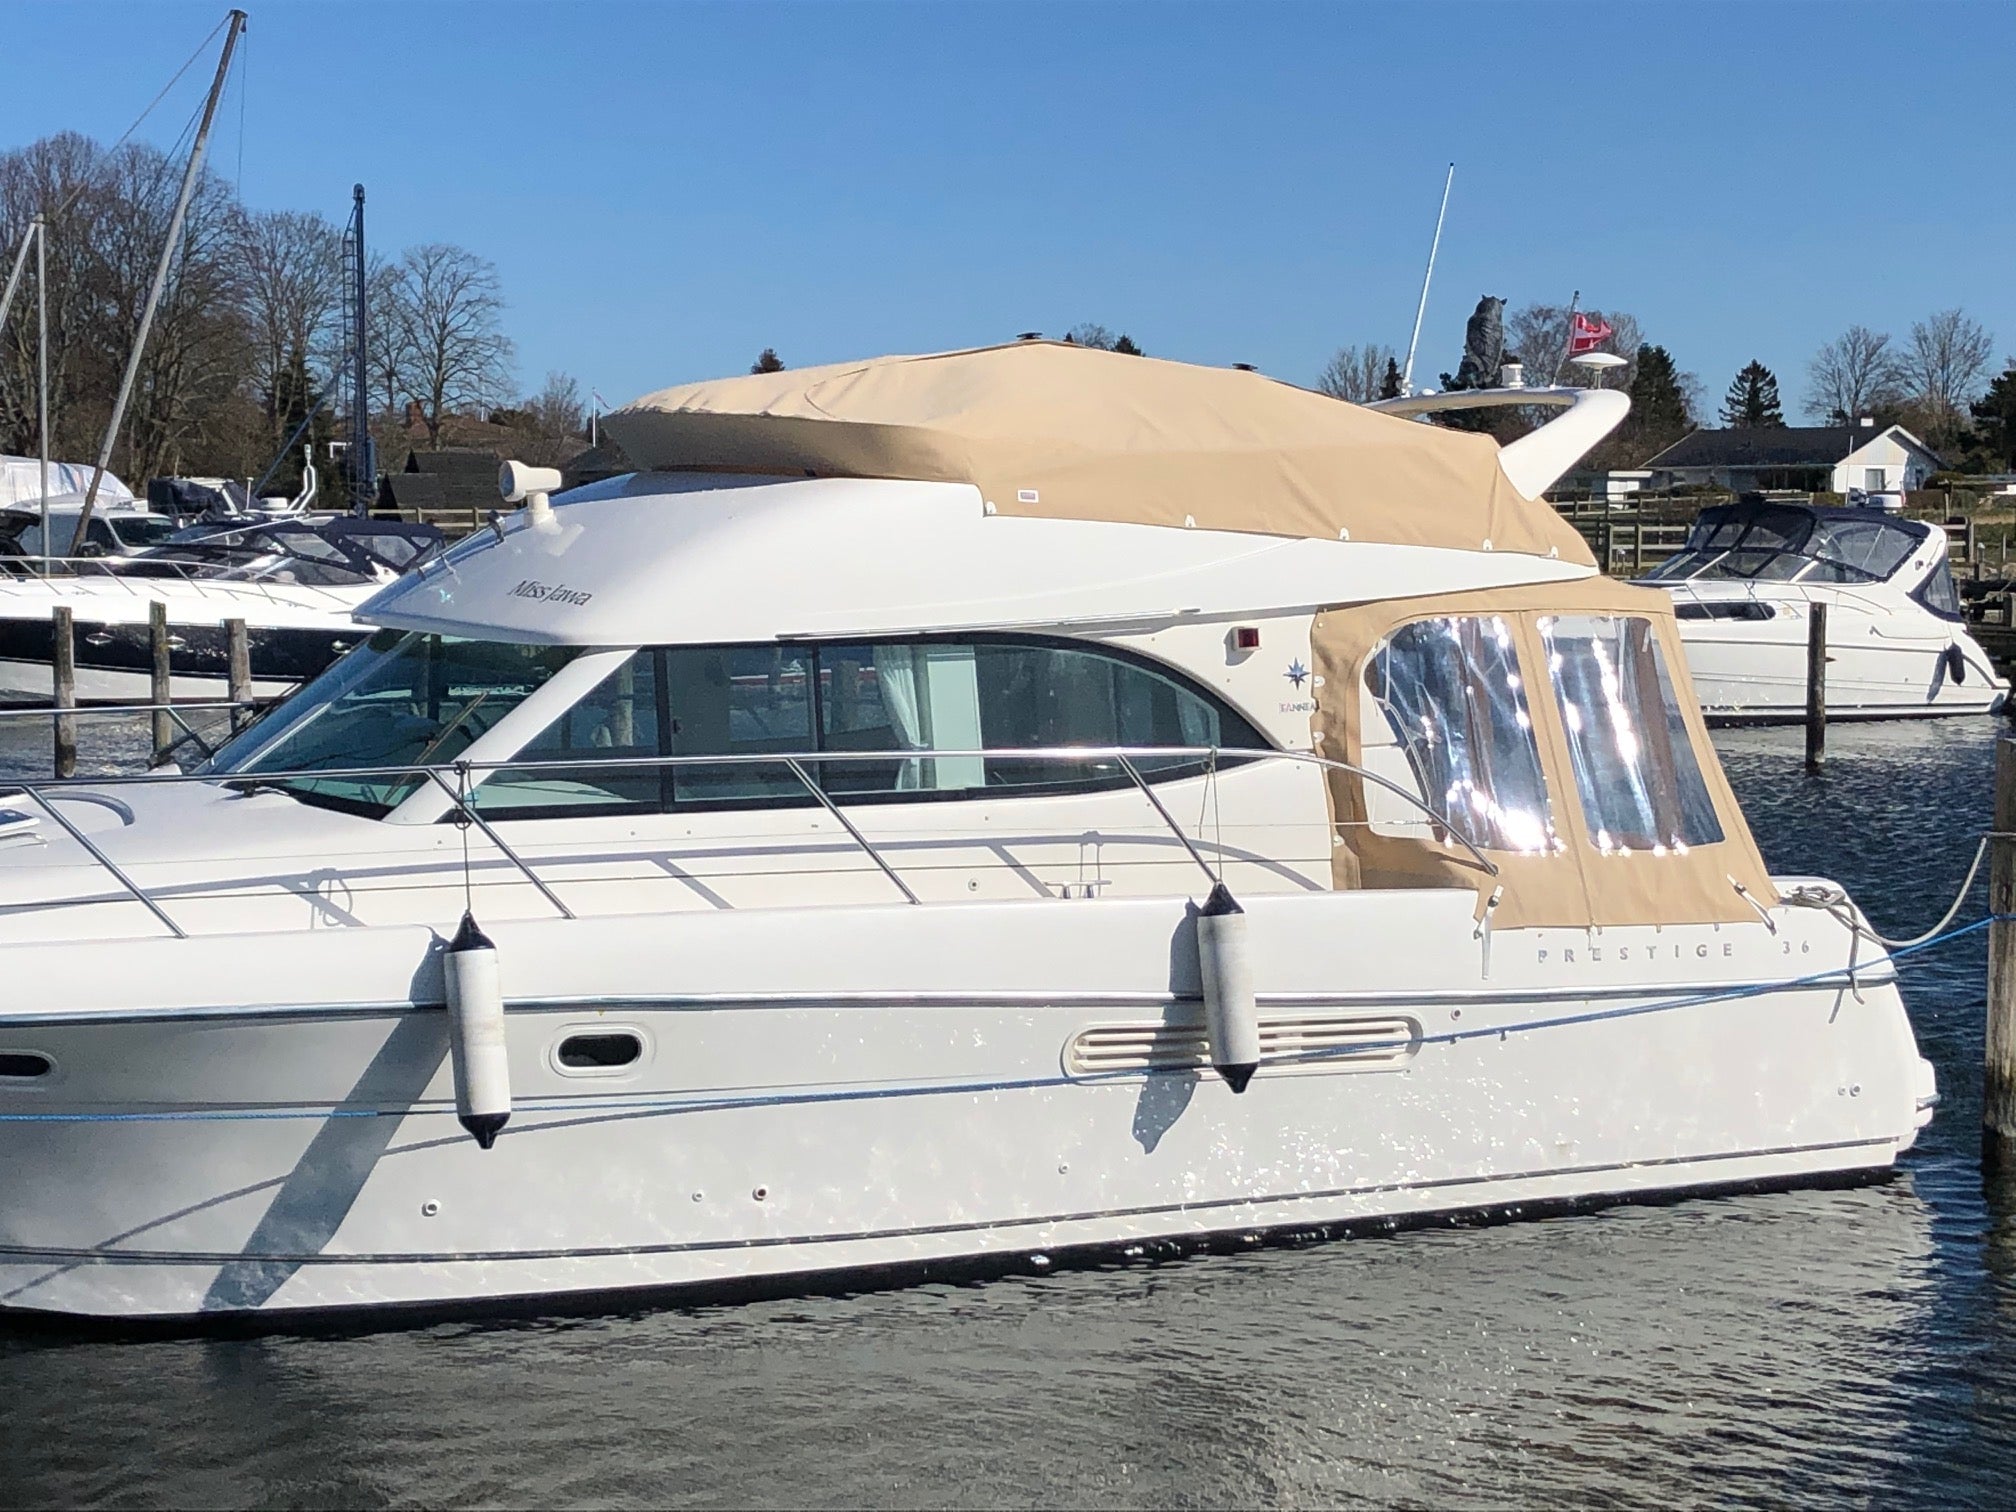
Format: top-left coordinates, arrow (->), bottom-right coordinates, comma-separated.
1782,831 -> 2016,950
2,910 -> 2005,1128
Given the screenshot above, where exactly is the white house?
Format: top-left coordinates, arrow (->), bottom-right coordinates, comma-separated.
1643,424 -> 1943,497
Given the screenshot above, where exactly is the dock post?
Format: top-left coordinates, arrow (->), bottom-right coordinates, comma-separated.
1633,519 -> 1646,576
1602,519 -> 1616,575
51,605 -> 75,779
1804,601 -> 1828,773
225,617 -> 251,732
148,600 -> 172,758
1988,739 -> 2016,1164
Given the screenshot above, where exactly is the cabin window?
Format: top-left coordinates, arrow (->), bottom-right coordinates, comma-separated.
815,640 -> 1249,795
664,645 -> 815,803
472,653 -> 666,816
1365,616 -> 1558,854
1914,555 -> 1963,620
1539,615 -> 1722,854
207,630 -> 579,814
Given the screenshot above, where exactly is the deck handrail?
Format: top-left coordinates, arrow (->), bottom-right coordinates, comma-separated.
0,744 -> 1499,937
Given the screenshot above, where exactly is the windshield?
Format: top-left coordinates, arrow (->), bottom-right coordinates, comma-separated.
1643,505 -> 1928,586
108,515 -> 181,549
203,631 -> 579,814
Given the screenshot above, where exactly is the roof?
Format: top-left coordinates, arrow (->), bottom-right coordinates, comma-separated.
1645,424 -> 1941,470
604,341 -> 1593,564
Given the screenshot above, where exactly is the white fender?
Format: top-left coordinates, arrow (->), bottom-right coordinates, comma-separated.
1197,882 -> 1260,1093
445,912 -> 510,1148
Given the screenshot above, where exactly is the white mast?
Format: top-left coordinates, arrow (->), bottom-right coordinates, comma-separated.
1399,163 -> 1454,398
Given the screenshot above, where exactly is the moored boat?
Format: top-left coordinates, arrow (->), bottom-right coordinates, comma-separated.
0,343 -> 1935,1322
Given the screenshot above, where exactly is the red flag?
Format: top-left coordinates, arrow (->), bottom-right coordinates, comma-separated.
1568,311 -> 1614,355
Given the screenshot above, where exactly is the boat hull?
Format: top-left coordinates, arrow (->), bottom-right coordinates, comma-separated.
0,890 -> 1933,1321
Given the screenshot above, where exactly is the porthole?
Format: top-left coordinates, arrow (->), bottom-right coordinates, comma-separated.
557,1032 -> 644,1071
0,1052 -> 52,1079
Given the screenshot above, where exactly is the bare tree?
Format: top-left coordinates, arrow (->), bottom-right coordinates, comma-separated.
1315,344 -> 1396,403
1504,303 -> 1643,389
237,211 -> 342,401
1903,308 -> 1994,447
389,242 -> 514,448
497,370 -> 587,465
1805,325 -> 1906,422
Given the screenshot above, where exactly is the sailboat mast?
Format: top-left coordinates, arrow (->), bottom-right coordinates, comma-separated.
347,184 -> 374,515
73,8 -> 246,553
1399,163 -> 1454,398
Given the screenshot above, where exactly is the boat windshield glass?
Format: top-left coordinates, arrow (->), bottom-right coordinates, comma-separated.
1642,504 -> 1927,586
202,630 -> 578,814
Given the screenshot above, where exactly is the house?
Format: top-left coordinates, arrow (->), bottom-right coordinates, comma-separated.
377,448 -> 509,518
1643,424 -> 1943,496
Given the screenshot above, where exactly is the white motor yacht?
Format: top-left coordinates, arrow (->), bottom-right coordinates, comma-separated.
0,516 -> 443,703
0,343 -> 1936,1321
1639,498 -> 2004,721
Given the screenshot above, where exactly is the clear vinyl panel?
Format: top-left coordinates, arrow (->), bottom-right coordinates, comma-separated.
1539,614 -> 1723,854
1366,616 -> 1558,854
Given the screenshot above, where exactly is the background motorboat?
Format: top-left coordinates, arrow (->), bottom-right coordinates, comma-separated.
0,515 -> 445,703
1638,498 -> 2004,721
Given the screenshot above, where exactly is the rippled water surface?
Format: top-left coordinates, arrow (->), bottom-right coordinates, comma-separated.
3,720 -> 2014,1508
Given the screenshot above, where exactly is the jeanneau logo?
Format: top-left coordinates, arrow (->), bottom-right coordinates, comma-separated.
510,579 -> 594,607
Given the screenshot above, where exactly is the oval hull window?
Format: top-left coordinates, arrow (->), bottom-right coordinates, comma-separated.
556,1032 -> 643,1071
0,1052 -> 53,1079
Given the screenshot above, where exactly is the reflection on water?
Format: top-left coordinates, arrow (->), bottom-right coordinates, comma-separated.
2,719 -> 2015,1508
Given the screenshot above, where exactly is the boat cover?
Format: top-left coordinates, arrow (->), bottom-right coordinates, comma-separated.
0,457 -> 132,510
604,342 -> 1595,564
1311,573 -> 1776,930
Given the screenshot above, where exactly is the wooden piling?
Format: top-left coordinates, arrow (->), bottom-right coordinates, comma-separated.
51,605 -> 75,779
225,617 -> 251,731
148,600 -> 172,758
1987,738 -> 2016,1162
1804,601 -> 1828,773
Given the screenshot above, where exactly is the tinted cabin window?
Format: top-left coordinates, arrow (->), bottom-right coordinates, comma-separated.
474,653 -> 665,816
815,641 -> 1261,795
665,645 -> 813,804
468,638 -> 1265,816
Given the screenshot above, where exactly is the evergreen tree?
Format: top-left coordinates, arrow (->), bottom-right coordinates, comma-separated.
1628,344 -> 1690,436
1379,356 -> 1402,399
1720,361 -> 1785,428
1972,362 -> 2016,469
1111,334 -> 1143,356
751,347 -> 785,374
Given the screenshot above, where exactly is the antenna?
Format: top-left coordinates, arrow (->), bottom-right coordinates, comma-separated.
1399,163 -> 1454,398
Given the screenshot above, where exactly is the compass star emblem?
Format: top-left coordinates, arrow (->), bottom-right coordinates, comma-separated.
1285,659 -> 1309,689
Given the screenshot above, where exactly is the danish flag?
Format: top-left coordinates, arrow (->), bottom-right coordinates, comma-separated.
1568,312 -> 1614,354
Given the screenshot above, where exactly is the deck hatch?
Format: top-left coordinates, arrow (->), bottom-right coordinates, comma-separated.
1064,1013 -> 1419,1079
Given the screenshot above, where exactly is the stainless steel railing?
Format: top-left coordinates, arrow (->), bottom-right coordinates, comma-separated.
0,744 -> 1498,939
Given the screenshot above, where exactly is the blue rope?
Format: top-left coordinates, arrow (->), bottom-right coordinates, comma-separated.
0,913 -> 2003,1127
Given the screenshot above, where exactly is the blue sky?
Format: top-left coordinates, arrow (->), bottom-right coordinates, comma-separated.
6,0 -> 2013,417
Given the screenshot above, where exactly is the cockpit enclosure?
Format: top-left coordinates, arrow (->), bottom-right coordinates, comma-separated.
1644,501 -> 1957,612
1313,574 -> 1775,930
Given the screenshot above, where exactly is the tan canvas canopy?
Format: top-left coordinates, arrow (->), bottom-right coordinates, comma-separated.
1311,574 -> 1776,931
605,342 -> 1595,564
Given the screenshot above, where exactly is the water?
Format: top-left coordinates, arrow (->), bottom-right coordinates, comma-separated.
2,721 -> 2012,1508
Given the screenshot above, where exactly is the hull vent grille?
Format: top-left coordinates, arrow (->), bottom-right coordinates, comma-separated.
1065,1013 -> 1419,1080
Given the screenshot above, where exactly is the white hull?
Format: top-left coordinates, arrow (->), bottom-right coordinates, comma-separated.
1658,580 -> 2004,721
0,575 -> 365,706
0,888 -> 1931,1320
